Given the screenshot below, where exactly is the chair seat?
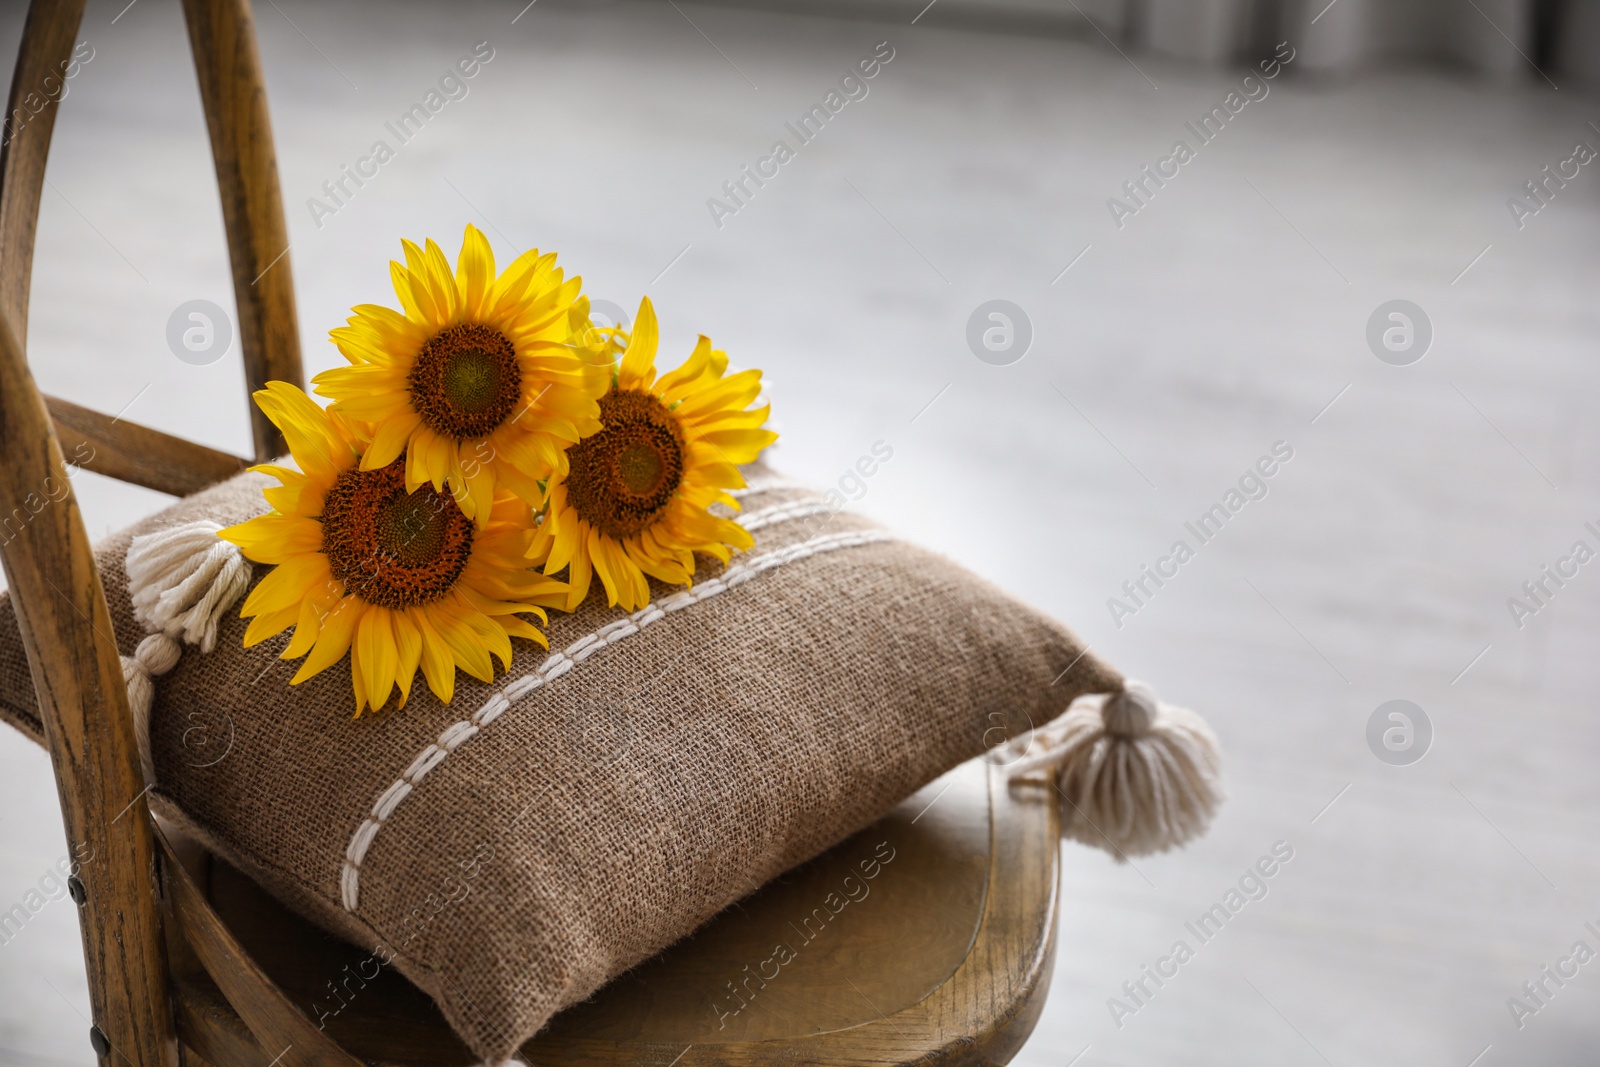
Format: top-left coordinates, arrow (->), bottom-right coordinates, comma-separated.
173,755 -> 1062,1066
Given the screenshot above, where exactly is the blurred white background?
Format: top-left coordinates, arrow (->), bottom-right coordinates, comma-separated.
1,0 -> 1598,1063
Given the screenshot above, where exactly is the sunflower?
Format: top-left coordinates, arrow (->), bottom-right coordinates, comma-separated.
221,382 -> 571,715
529,297 -> 777,611
311,224 -> 611,523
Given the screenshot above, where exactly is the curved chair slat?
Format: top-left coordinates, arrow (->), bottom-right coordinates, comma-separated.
181,0 -> 305,462
45,394 -> 249,498
174,972 -> 283,1067
156,826 -> 367,1067
0,0 -> 85,337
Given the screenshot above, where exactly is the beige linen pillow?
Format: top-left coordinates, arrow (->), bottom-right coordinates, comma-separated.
0,465 -> 1134,1064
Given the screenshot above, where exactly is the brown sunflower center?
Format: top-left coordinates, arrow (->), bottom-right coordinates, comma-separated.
407,324 -> 521,439
321,458 -> 475,609
565,390 -> 686,539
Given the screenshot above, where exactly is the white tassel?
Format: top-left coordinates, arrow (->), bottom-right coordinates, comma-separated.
120,522 -> 251,784
992,680 -> 1223,859
126,520 -> 250,652
122,633 -> 182,784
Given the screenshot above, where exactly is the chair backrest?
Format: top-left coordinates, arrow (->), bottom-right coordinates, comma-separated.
0,1 -> 302,1062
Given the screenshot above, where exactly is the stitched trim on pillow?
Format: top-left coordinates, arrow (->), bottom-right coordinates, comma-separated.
737,496 -> 839,532
729,474 -> 807,497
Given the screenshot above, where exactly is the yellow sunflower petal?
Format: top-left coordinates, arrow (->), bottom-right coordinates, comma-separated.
391,258 -> 440,326
253,382 -> 357,480
283,586 -> 340,660
697,427 -> 780,462
586,527 -> 634,610
461,460 -> 497,526
220,513 -> 321,565
364,410 -> 423,471
291,596 -> 364,685
558,532 -> 594,612
430,597 -> 496,681
421,238 -> 462,323
617,296 -> 658,390
456,598 -> 515,671
412,609 -> 458,704
485,248 -> 551,322
241,553 -> 332,618
404,425 -> 446,494
355,606 -> 399,712
498,615 -> 550,647
392,610 -> 424,707
456,224 -> 496,321
675,369 -> 764,419
243,605 -> 299,648
655,335 -> 714,399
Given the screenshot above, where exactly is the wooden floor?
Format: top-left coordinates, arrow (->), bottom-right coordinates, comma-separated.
1,1 -> 1597,1064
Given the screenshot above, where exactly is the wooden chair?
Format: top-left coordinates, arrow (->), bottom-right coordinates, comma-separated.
0,2 -> 1065,1064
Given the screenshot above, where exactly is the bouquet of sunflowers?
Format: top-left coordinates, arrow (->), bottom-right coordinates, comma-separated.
221,225 -> 776,715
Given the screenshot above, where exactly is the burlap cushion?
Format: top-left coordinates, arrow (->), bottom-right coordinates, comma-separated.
0,465 -> 1120,1064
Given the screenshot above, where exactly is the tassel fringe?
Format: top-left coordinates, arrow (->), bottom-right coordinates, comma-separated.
992,680 -> 1224,859
120,521 -> 250,784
